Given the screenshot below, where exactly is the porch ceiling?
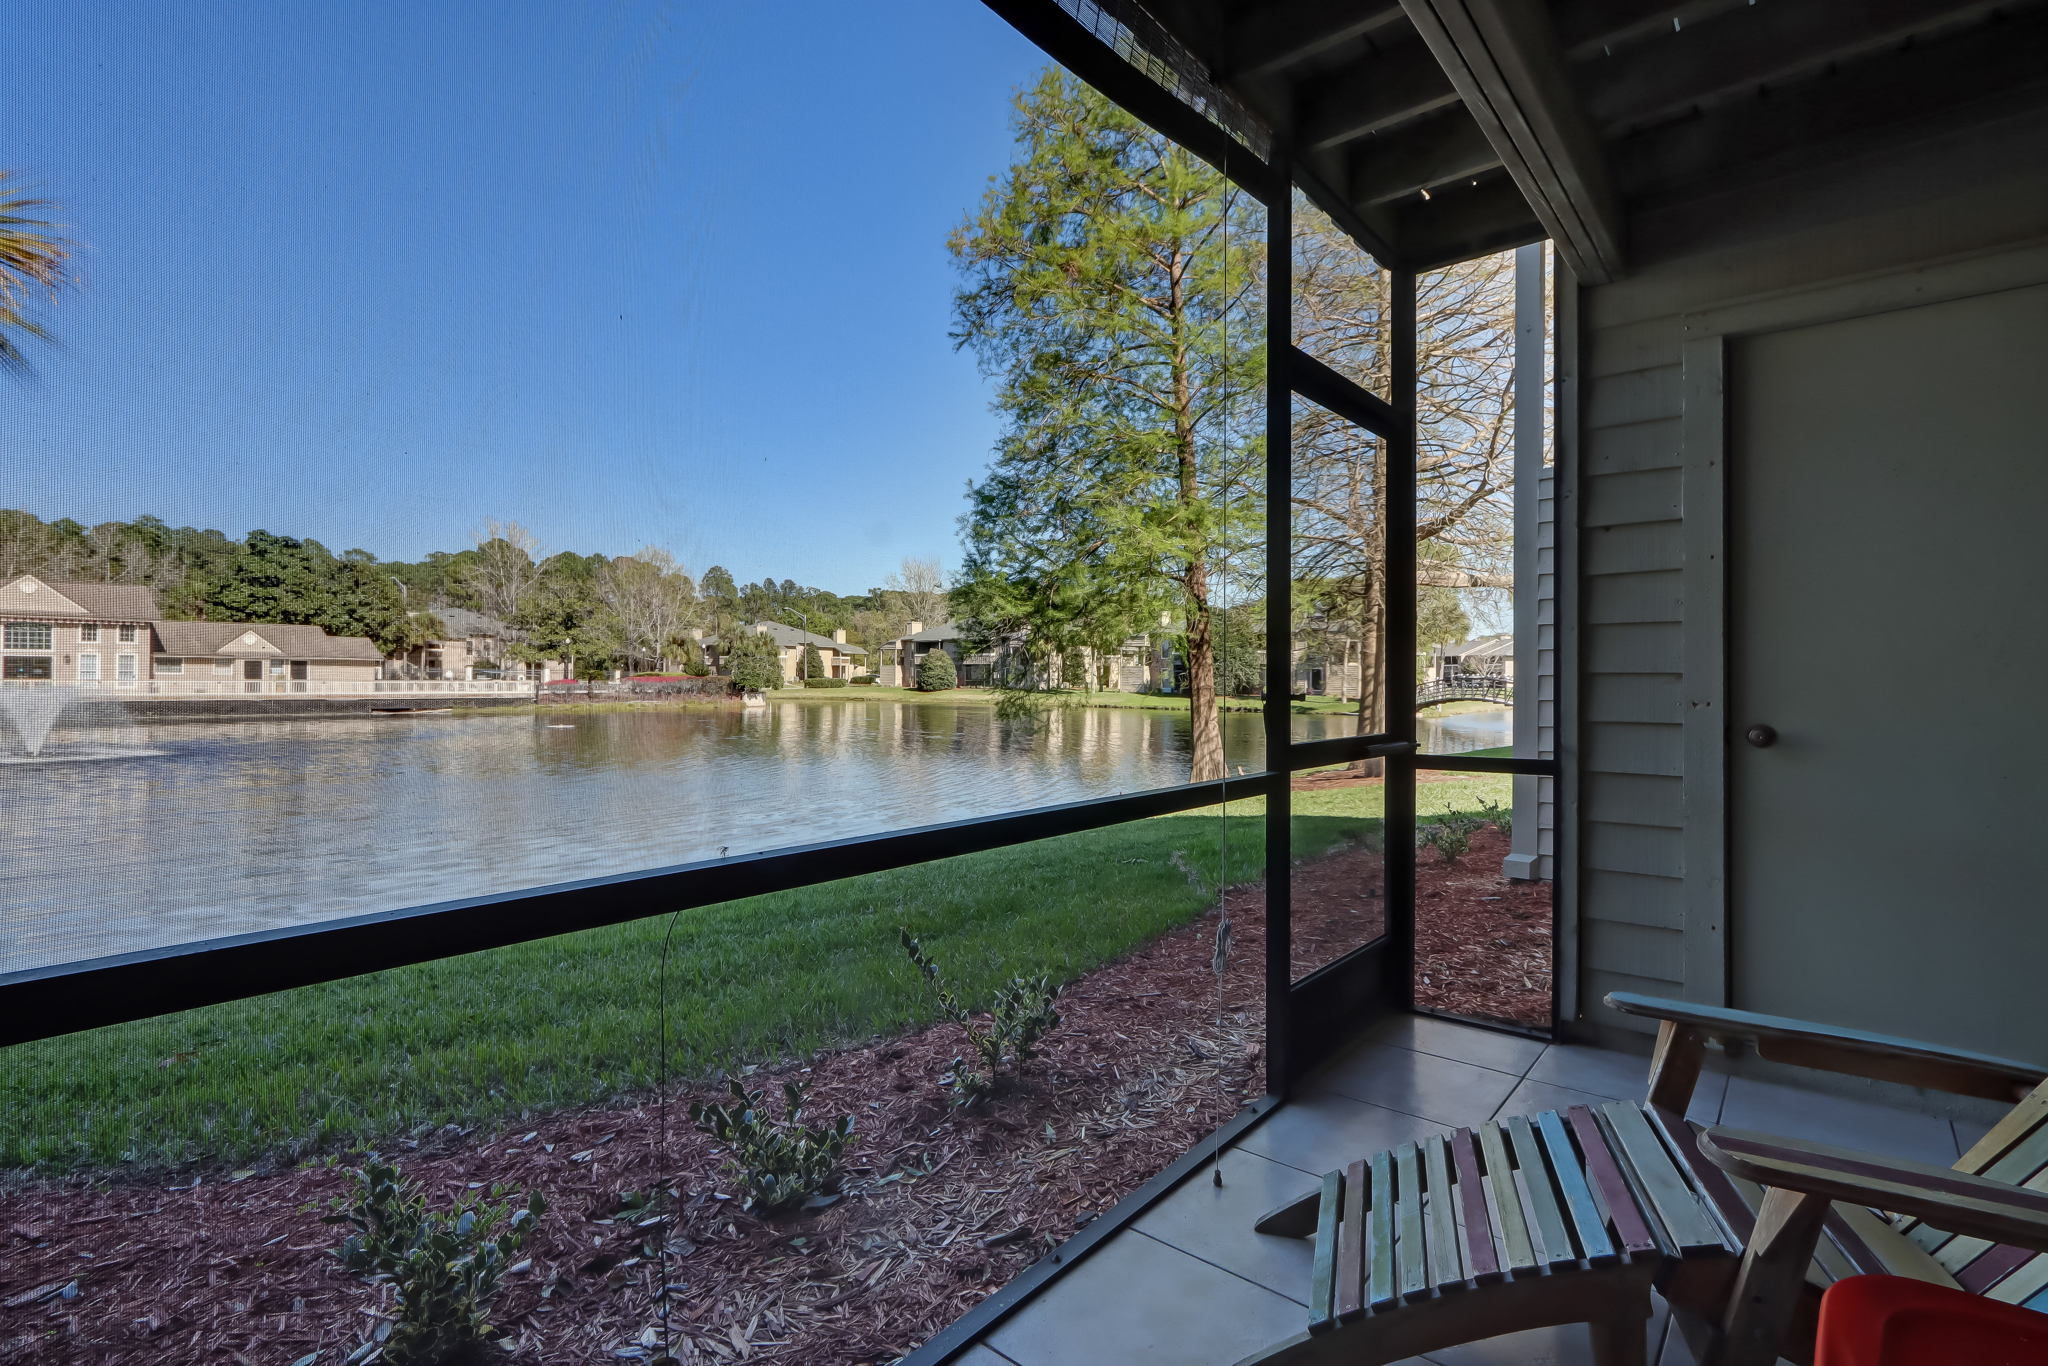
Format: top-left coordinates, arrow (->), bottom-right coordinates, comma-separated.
1076,0 -> 2048,283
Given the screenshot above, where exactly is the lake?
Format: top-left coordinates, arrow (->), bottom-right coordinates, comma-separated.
1,698 -> 1509,973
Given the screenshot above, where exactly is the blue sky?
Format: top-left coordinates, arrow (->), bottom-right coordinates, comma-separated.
6,1 -> 1050,593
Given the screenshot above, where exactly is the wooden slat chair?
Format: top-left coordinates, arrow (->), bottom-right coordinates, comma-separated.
1607,994 -> 2048,1366
1238,994 -> 2048,1366
1234,1105 -> 1701,1365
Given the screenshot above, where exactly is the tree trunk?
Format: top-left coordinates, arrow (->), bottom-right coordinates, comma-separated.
1186,570 -> 1223,783
1350,577 -> 1388,777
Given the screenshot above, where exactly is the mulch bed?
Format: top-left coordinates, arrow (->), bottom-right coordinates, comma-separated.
0,834 -> 1549,1365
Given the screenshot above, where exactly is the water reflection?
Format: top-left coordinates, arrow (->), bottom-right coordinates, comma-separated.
1,700 -> 1340,972
1416,705 -> 1511,755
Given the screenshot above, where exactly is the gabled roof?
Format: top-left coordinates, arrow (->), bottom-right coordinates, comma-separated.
1441,634 -> 1514,660
903,622 -> 964,643
152,620 -> 385,661
0,574 -> 161,621
715,621 -> 867,655
430,606 -> 514,640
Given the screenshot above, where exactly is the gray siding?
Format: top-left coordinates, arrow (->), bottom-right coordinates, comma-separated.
1565,106 -> 2048,1029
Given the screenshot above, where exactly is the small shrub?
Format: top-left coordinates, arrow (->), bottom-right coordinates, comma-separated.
1419,822 -> 1471,863
690,1076 -> 852,1213
326,1158 -> 542,1366
802,676 -> 848,689
900,929 -> 1062,1105
850,673 -> 878,685
915,648 -> 957,691
1479,798 -> 1513,838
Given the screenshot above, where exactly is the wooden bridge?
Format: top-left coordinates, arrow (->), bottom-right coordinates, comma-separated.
1416,675 -> 1513,709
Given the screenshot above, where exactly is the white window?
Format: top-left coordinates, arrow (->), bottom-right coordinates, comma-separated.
77,652 -> 99,681
79,624 -> 99,643
213,658 -> 232,675
155,657 -> 183,675
118,624 -> 137,643
115,652 -> 138,682
4,622 -> 52,650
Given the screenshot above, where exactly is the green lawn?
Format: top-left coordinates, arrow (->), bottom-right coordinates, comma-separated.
2,776 -> 1508,1172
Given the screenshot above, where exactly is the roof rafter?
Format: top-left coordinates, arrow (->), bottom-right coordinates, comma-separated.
1219,0 -> 1405,81
1579,0 -> 2025,137
1399,0 -> 1623,282
1296,47 -> 1461,151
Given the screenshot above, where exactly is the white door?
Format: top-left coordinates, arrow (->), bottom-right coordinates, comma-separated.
1729,281 -> 2048,1060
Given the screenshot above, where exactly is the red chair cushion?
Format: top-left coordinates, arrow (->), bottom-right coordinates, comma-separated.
1818,1274 -> 2048,1366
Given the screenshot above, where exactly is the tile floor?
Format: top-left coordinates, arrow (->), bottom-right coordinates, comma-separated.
954,1013 -> 1985,1366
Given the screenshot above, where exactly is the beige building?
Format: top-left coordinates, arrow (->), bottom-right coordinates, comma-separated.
1,573 -> 385,692
390,606 -> 556,681
705,621 -> 868,683
875,620 -> 1159,691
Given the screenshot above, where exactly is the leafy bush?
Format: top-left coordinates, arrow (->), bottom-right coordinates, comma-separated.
725,633 -> 782,694
850,673 -> 878,685
676,637 -> 709,677
802,676 -> 848,689
1479,798 -> 1512,838
690,1076 -> 853,1213
915,647 -> 957,691
327,1158 -> 542,1366
899,929 -> 1062,1105
1418,811 -> 1487,864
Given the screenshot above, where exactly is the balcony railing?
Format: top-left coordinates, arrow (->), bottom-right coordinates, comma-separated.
0,677 -> 536,696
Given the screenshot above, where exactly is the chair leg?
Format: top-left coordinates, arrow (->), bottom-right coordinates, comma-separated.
1590,1298 -> 1652,1366
1710,1187 -> 1829,1366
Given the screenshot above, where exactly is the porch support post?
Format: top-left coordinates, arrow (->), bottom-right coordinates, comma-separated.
1506,240 -> 1547,881
1264,170 -> 1295,1094
1385,267 -> 1419,1011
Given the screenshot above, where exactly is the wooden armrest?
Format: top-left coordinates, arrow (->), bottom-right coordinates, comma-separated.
1699,1126 -> 2048,1253
1605,992 -> 2046,1102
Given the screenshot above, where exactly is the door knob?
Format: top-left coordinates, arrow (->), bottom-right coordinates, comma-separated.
1744,724 -> 1777,748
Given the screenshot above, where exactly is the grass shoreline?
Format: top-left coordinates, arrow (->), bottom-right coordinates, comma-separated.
6,777 -> 1510,1173
458,685 -> 1366,718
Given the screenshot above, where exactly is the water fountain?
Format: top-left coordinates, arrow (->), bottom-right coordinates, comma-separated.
0,685 -> 165,763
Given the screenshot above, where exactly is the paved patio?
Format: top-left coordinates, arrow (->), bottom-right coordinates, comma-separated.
950,1013 -> 1988,1366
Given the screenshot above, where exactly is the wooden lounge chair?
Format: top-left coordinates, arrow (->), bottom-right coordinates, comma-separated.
1236,993 -> 2048,1366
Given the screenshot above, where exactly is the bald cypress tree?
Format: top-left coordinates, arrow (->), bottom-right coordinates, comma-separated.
950,71 -> 1262,783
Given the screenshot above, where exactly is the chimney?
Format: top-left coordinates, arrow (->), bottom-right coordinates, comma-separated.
832,628 -> 847,644
753,622 -> 768,635
907,620 -> 924,636
690,627 -> 704,640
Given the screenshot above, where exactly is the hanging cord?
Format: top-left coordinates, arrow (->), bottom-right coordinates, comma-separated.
1208,146 -> 1238,1190
653,900 -> 687,1359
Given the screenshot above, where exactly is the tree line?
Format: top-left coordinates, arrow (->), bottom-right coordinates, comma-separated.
0,507 -> 950,675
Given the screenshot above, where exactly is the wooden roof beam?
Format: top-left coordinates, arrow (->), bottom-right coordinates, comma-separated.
1611,5 -> 2048,201
1552,0 -> 1754,63
1220,0 -> 1406,82
1296,50 -> 1462,151
1394,174 -> 1544,271
1352,109 -> 1502,206
1400,0 -> 1624,283
1581,0 -> 2026,137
